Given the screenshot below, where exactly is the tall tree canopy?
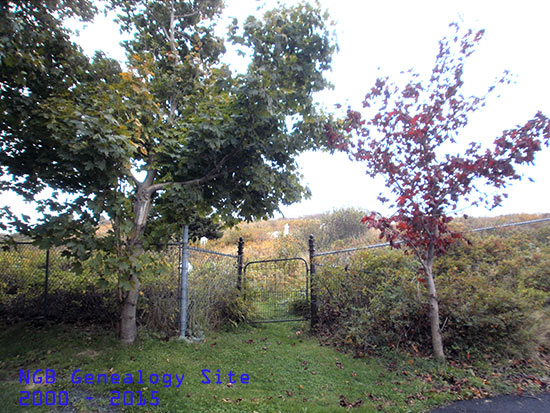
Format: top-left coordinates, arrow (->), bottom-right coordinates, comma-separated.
326,23 -> 550,359
1,0 -> 337,342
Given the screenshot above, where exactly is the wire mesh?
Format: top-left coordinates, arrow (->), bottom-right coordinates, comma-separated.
1,216 -> 548,333
0,243 -> 48,319
136,245 -> 180,334
0,242 -> 241,335
311,217 -> 550,336
185,247 -> 240,336
244,258 -> 309,322
0,243 -> 118,323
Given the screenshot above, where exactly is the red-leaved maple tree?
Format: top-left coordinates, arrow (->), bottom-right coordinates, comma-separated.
326,23 -> 550,359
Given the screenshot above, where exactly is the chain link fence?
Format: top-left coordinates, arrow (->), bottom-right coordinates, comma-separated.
0,243 -> 118,323
0,241 -> 242,336
308,217 -> 550,353
2,217 -> 549,337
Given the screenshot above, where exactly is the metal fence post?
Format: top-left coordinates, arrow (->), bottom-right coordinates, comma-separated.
237,237 -> 244,291
179,225 -> 189,340
309,235 -> 318,329
44,247 -> 50,319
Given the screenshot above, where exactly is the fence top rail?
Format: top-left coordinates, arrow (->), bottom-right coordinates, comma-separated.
469,217 -> 550,232
0,241 -> 238,258
187,246 -> 238,259
314,241 -> 392,257
244,256 -> 309,267
314,217 -> 550,257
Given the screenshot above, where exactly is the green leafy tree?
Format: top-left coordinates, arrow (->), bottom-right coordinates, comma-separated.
1,0 -> 337,343
320,208 -> 369,248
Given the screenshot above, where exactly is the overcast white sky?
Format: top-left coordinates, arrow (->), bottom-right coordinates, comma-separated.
4,0 -> 550,222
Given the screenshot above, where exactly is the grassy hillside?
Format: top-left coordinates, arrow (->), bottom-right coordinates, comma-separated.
207,211 -> 550,258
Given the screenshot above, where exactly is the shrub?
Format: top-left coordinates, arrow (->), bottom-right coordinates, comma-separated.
289,297 -> 310,318
318,208 -> 370,249
317,235 -> 549,358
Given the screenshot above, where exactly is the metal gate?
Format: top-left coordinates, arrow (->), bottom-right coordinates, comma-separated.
244,257 -> 309,322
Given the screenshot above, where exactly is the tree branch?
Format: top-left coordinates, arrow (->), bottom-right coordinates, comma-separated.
143,168 -> 157,187
146,143 -> 243,195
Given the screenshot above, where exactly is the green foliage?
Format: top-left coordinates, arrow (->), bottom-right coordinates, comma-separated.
289,296 -> 310,318
2,0 -> 338,242
317,225 -> 550,358
318,208 -> 370,249
0,1 -> 96,209
318,249 -> 424,353
1,0 -> 338,341
215,290 -> 252,330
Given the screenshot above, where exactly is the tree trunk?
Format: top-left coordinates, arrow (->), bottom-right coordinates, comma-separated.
423,254 -> 445,360
128,185 -> 153,249
118,180 -> 154,344
119,273 -> 140,344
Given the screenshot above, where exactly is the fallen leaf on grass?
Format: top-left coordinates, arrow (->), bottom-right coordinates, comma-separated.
339,395 -> 362,408
517,385 -> 523,396
365,393 -> 383,401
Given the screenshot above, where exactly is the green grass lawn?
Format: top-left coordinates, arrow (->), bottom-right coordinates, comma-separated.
0,321 -> 547,412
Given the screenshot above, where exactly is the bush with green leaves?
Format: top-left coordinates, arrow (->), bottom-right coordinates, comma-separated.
304,208 -> 367,250
317,227 -> 550,358
317,249 -> 426,354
